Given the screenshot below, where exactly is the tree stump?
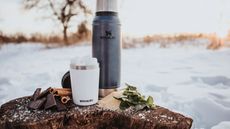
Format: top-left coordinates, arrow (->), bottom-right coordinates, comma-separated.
0,94 -> 193,129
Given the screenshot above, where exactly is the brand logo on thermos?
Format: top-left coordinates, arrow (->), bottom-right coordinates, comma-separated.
80,99 -> 93,102
100,30 -> 115,39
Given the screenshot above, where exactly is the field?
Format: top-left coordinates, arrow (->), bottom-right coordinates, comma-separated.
0,40 -> 230,129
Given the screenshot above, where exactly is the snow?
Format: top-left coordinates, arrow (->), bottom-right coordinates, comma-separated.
211,121 -> 230,129
0,41 -> 230,129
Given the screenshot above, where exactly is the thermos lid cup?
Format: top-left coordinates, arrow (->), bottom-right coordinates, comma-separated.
70,56 -> 99,106
62,57 -> 99,89
96,0 -> 118,12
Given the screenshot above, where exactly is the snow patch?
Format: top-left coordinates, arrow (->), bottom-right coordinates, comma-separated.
211,121 -> 230,129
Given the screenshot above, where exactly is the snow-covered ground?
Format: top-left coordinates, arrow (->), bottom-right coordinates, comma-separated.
0,41 -> 230,129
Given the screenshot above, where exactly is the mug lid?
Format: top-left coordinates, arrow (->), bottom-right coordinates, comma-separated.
70,56 -> 99,69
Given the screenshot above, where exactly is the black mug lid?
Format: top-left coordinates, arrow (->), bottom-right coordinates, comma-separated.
61,71 -> 71,89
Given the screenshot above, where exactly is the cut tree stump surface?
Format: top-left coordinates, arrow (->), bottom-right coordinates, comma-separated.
0,95 -> 193,129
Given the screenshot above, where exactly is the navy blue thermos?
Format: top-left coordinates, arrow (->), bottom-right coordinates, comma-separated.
92,0 -> 121,97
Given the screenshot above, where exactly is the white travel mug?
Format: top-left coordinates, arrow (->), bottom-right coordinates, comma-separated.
70,56 -> 99,106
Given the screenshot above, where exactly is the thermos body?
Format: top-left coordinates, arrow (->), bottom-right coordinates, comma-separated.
92,13 -> 121,93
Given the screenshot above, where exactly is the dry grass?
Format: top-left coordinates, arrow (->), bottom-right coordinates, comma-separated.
0,23 -> 91,46
0,32 -> 91,46
205,33 -> 230,50
123,33 -> 230,49
1,31 -> 229,50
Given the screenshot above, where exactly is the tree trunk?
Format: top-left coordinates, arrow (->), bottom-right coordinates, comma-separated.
0,95 -> 193,129
63,25 -> 68,45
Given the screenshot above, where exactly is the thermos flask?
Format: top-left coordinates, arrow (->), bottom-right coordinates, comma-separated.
92,0 -> 121,97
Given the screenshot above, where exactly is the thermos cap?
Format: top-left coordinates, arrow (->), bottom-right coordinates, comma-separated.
70,56 -> 99,70
96,0 -> 118,12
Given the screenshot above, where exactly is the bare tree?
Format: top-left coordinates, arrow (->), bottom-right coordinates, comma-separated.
23,0 -> 91,44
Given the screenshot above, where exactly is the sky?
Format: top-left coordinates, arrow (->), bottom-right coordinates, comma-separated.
0,0 -> 230,37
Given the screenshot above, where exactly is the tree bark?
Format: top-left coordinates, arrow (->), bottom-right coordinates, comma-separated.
0,96 -> 193,129
63,25 -> 68,44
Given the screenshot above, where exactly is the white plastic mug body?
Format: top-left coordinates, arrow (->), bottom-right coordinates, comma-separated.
70,68 -> 99,106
